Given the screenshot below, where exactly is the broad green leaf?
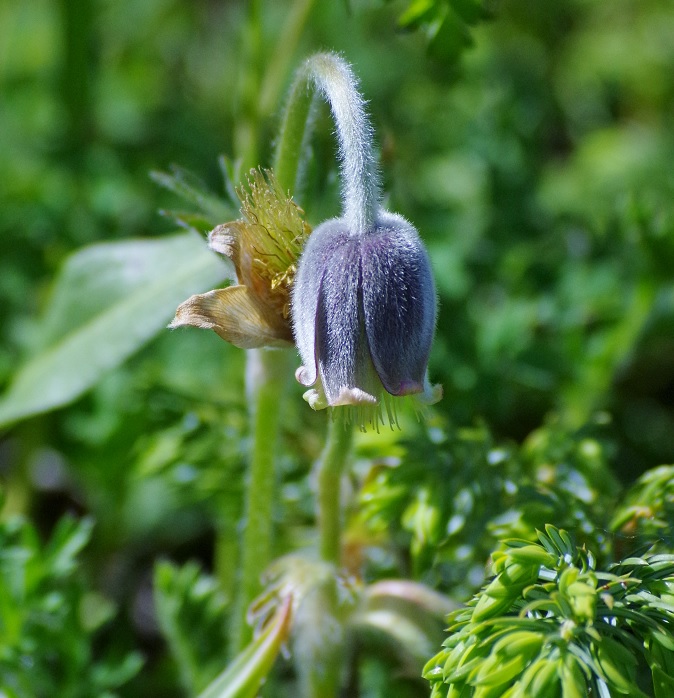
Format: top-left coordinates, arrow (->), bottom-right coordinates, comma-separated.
0,232 -> 230,428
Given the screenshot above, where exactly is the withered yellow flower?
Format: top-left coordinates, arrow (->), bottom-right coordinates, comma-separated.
170,169 -> 311,348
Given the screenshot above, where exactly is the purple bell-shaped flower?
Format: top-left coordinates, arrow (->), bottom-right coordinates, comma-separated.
291,54 -> 441,424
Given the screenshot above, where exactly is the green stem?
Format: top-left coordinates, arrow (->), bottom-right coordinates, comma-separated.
213,516 -> 238,605
293,411 -> 353,697
317,410 -> 354,564
230,348 -> 291,652
259,0 -> 316,118
274,53 -> 381,233
273,73 -> 317,194
59,0 -> 95,160
234,0 -> 263,171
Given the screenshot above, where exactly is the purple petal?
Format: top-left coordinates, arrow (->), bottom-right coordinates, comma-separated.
292,219 -> 350,386
360,212 -> 436,395
313,230 -> 379,405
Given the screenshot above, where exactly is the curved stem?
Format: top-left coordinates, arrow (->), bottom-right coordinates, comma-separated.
230,348 -> 292,652
275,53 -> 381,234
317,410 -> 354,564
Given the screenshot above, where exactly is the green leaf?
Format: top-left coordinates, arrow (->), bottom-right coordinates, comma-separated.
398,0 -> 438,29
653,666 -> 674,698
44,515 -> 94,577
150,166 -> 235,225
154,560 -> 229,694
198,597 -> 292,698
0,232 -> 230,428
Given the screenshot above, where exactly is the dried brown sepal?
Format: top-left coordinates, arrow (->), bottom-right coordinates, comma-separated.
209,170 -> 311,320
170,168 -> 311,349
169,286 -> 293,349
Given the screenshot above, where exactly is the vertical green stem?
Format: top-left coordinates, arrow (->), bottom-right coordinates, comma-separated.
230,348 -> 291,652
317,410 -> 354,564
234,0 -> 263,171
259,0 -> 316,117
293,411 -> 352,698
273,74 -> 316,194
59,0 -> 95,160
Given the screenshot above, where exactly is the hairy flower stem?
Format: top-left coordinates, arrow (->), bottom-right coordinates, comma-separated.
275,53 -> 381,233
317,410 -> 354,564
230,348 -> 292,652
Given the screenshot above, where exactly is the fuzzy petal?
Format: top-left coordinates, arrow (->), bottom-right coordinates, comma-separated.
292,218 -> 351,387
170,286 -> 293,348
361,211 -> 436,396
313,233 -> 380,405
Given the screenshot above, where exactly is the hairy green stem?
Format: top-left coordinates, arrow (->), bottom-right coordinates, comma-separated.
293,411 -> 353,697
230,348 -> 291,652
274,53 -> 381,234
260,0 -> 316,118
273,76 -> 317,194
317,410 -> 354,564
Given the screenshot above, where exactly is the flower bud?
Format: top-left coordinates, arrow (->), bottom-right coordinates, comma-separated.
288,53 -> 441,427
293,210 -> 438,410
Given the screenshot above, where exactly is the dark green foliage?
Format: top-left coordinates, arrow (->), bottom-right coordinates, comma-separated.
0,516 -> 142,697
356,416 -> 618,595
153,561 -> 229,694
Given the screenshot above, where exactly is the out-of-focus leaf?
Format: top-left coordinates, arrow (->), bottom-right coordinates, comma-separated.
427,9 -> 472,64
653,666 -> 674,698
398,0 -> 438,29
0,232 -> 230,428
198,596 -> 292,698
154,560 -> 230,694
44,515 -> 94,577
354,580 -> 455,674
449,0 -> 486,25
0,515 -> 141,694
150,166 -> 235,225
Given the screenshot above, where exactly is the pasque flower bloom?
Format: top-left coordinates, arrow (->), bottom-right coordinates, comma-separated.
290,54 -> 441,422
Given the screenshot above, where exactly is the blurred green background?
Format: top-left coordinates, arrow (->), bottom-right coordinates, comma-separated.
1,0 -> 674,695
